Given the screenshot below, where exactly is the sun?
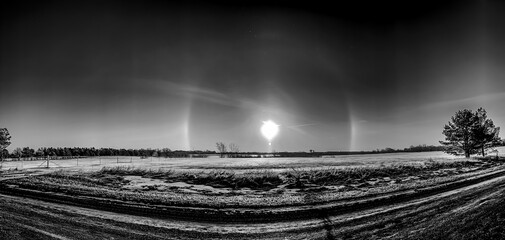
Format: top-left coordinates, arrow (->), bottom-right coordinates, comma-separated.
261,120 -> 279,145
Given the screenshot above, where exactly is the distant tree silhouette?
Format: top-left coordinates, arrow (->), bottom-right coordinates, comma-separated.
12,147 -> 22,161
216,142 -> 227,158
0,128 -> 11,167
440,108 -> 501,158
22,147 -> 35,160
228,143 -> 239,153
228,143 -> 240,158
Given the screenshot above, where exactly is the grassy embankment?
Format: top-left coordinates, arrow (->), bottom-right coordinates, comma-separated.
95,160 -> 491,188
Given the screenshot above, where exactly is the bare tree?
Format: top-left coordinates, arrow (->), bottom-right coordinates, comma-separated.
228,143 -> 239,153
216,142 -> 227,158
228,143 -> 240,158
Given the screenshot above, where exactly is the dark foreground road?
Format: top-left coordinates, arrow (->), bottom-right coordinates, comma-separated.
1,173 -> 505,240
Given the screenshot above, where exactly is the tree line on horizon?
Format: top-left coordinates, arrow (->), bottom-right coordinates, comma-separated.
371,144 -> 447,154
1,143 -> 487,161
0,147 -> 214,161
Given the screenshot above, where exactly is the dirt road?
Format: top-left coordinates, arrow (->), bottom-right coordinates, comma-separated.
1,171 -> 505,239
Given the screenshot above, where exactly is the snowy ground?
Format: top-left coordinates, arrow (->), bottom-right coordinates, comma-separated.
2,147 -> 504,172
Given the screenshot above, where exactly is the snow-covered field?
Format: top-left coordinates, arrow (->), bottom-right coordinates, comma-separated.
3,147 -> 504,172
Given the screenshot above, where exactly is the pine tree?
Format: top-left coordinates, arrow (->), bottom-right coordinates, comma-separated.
440,108 -> 501,158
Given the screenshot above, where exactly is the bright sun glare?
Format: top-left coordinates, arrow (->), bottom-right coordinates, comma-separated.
261,120 -> 279,145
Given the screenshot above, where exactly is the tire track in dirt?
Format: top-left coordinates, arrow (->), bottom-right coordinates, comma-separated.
17,224 -> 70,240
313,174 -> 505,239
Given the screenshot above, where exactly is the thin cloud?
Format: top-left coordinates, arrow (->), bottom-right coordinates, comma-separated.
285,123 -> 318,128
424,91 -> 505,110
147,80 -> 297,117
145,80 -> 237,107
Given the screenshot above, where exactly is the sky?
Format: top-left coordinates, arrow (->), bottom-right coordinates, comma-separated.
1,1 -> 505,152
